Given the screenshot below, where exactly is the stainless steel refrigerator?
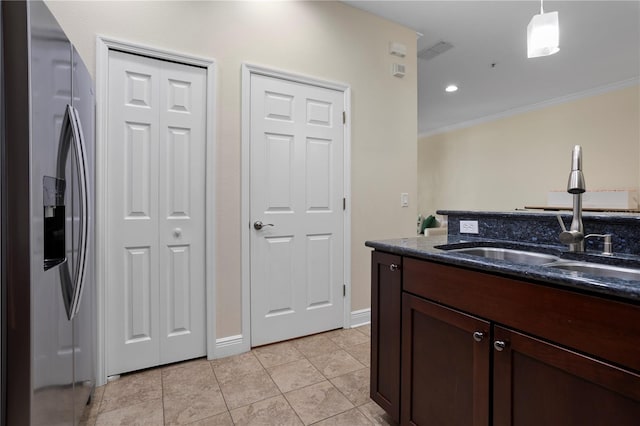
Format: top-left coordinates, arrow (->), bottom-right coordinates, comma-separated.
1,1 -> 96,424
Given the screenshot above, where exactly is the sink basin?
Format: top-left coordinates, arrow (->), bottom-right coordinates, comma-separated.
442,245 -> 640,281
447,247 -> 560,266
547,262 -> 640,281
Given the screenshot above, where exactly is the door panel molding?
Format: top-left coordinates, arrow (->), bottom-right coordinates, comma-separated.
96,36 -> 216,385
241,63 -> 351,351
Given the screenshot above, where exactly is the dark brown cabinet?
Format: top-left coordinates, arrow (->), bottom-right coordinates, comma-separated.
493,326 -> 640,426
370,251 -> 402,422
370,252 -> 640,426
402,294 -> 489,426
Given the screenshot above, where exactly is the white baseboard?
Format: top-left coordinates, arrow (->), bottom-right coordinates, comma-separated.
212,334 -> 246,359
350,308 -> 371,328
212,310 -> 371,359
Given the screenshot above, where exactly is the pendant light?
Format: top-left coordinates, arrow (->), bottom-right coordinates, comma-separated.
527,0 -> 559,58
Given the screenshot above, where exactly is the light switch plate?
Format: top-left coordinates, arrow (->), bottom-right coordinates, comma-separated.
401,193 -> 409,207
460,220 -> 479,234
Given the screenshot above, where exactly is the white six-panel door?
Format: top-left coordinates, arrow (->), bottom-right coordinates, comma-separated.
250,73 -> 345,346
106,51 -> 206,375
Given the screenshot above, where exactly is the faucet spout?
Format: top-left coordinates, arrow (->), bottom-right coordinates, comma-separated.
567,145 -> 585,194
559,145 -> 586,252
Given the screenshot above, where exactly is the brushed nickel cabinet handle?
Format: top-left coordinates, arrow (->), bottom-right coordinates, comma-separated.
494,340 -> 507,351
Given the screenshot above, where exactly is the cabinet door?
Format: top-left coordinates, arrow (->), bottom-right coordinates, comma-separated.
402,294 -> 490,426
493,326 -> 640,426
370,251 -> 402,422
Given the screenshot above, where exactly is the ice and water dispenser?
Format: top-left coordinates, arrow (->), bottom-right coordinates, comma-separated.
43,175 -> 66,270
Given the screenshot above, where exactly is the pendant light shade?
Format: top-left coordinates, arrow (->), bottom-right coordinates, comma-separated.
527,7 -> 559,58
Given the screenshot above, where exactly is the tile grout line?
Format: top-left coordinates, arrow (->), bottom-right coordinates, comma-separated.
213,351 -> 288,418
253,337 -> 345,425
207,358 -> 233,420
285,338 -> 365,425
253,344 -> 326,425
223,348 -> 297,424
282,345 -> 318,426
160,368 -> 166,425
316,331 -> 372,424
280,390 -> 309,426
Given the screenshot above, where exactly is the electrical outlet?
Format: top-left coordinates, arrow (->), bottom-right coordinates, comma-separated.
460,220 -> 479,234
401,193 -> 409,207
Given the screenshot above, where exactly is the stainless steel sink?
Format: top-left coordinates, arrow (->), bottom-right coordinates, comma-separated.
546,262 -> 640,281
443,246 -> 640,281
447,247 -> 560,266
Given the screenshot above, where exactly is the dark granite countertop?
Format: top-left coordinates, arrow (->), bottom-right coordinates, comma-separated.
365,235 -> 640,304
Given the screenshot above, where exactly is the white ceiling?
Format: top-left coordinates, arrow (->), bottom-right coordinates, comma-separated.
343,1 -> 640,136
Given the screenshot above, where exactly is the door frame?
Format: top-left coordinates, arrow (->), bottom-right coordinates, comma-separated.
240,63 -> 352,351
95,36 -> 216,385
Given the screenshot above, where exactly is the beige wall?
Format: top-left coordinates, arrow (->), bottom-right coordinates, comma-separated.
418,84 -> 640,213
46,1 -> 418,338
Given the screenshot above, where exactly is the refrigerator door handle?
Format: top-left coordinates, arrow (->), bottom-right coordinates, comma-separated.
56,104 -> 89,320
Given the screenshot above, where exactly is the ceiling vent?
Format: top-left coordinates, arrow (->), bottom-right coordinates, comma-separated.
418,41 -> 454,61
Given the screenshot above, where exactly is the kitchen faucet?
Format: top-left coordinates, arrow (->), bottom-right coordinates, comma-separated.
557,145 -> 586,252
556,145 -> 613,255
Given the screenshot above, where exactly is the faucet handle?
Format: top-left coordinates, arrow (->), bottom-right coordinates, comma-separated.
557,215 -> 585,244
556,215 -> 567,232
584,234 -> 613,256
559,230 -> 584,244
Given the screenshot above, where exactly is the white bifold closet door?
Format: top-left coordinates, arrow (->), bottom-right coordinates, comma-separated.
106,50 -> 206,376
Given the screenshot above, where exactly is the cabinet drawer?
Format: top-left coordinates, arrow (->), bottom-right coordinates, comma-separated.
403,257 -> 640,373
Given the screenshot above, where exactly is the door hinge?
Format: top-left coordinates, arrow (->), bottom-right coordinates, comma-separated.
343,197 -> 346,211
343,284 -> 346,297
342,111 -> 346,124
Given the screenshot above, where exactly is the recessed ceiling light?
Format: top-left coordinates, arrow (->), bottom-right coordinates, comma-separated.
445,84 -> 458,93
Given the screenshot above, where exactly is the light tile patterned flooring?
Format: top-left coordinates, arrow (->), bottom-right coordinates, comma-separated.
82,325 -> 397,425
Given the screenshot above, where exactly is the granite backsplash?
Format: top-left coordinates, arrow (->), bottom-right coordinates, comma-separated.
438,210 -> 640,255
